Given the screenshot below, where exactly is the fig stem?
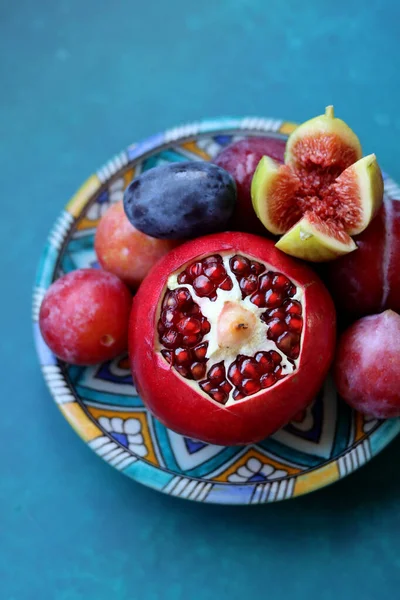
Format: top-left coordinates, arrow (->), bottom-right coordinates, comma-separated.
325,105 -> 335,119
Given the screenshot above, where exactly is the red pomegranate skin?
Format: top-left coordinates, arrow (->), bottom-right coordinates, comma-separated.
326,198 -> 400,319
129,232 -> 336,445
334,310 -> 400,418
39,269 -> 132,365
213,137 -> 286,235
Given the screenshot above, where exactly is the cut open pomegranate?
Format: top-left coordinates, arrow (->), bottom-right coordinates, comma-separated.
129,232 -> 336,445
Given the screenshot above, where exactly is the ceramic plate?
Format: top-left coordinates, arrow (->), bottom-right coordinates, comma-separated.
33,117 -> 400,504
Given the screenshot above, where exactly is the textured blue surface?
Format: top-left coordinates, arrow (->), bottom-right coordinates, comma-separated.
2,0 -> 400,598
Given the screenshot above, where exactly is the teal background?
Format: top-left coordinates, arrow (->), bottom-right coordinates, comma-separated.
2,0 -> 400,598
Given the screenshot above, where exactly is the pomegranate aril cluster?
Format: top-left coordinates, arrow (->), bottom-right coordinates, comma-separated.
229,255 -> 266,298
177,254 -> 233,300
249,267 -> 302,360
200,362 -> 232,405
261,299 -> 303,360
228,351 -> 285,400
158,287 -> 210,359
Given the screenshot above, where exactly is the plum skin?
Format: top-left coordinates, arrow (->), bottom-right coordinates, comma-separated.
334,310 -> 400,418
326,198 -> 400,319
123,162 -> 236,239
95,201 -> 178,289
39,269 -> 132,365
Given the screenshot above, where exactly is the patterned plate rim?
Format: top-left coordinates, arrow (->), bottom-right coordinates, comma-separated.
32,116 -> 400,504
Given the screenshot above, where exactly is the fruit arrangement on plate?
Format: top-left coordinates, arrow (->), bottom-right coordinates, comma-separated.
34,109 -> 400,504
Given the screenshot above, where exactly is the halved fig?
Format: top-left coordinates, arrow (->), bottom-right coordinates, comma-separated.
251,107 -> 384,262
129,232 -> 336,446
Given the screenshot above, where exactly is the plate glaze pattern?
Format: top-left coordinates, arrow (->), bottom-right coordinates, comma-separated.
33,117 -> 400,504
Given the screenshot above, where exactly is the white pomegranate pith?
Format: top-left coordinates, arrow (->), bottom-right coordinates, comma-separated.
156,252 -> 304,406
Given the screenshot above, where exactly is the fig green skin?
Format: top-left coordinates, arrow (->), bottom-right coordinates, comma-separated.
123,162 -> 237,239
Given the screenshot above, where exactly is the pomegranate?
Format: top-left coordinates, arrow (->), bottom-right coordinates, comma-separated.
251,106 -> 383,261
39,269 -> 132,365
334,310 -> 400,418
213,137 -> 286,235
326,197 -> 400,319
129,232 -> 336,445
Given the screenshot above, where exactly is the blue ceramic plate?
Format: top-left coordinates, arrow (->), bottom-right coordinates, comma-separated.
33,117 -> 400,504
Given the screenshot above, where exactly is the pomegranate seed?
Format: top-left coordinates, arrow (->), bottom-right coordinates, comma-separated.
255,351 -> 274,372
240,274 -> 258,296
163,291 -> 178,309
283,299 -> 302,315
268,307 -> 286,320
233,389 -> 245,401
208,363 -> 225,384
259,273 -> 273,291
187,303 -> 201,315
193,275 -> 215,297
230,255 -> 250,275
177,272 -> 190,284
161,308 -> 176,326
176,288 -> 192,306
204,263 -> 226,282
157,320 -> 165,336
182,333 -> 202,347
286,315 -> 303,333
161,329 -> 180,348
260,373 -> 276,388
200,381 -> 213,393
250,292 -> 266,307
221,380 -> 232,394
174,347 -> 192,365
241,379 -> 261,395
240,358 -> 260,379
250,261 -> 265,275
188,262 -> 203,278
272,273 -> 292,291
228,363 -> 242,386
270,350 -> 282,365
203,255 -> 222,267
277,332 -> 300,356
288,285 -> 297,297
177,317 -> 201,334
267,318 -> 287,340
290,344 -> 300,359
194,342 -> 208,361
161,350 -> 174,364
201,319 -> 211,334
175,365 -> 191,379
274,365 -> 282,378
219,277 -> 233,291
265,290 -> 284,308
210,389 -> 228,404
191,362 -> 207,380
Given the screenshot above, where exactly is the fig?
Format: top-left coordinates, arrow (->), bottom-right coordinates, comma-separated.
213,137 -> 286,234
326,197 -> 400,319
251,106 -> 384,261
334,310 -> 400,418
129,232 -> 336,446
